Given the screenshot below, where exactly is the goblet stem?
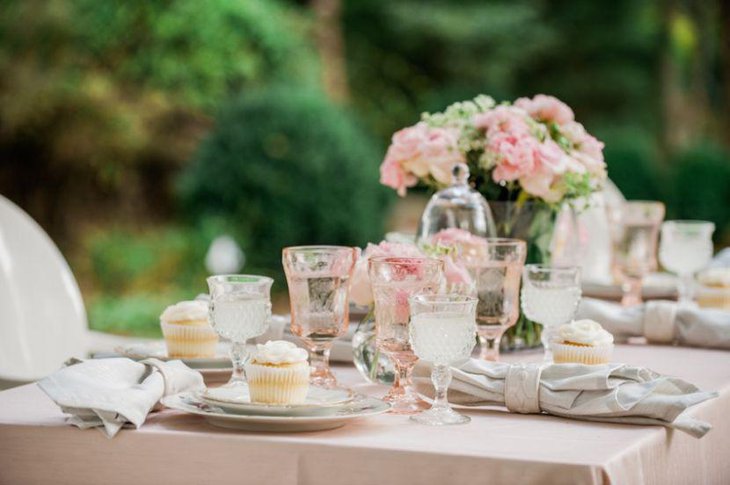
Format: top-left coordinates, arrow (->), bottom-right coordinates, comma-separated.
621,276 -> 643,307
431,364 -> 451,412
228,341 -> 248,387
478,331 -> 503,362
540,324 -> 553,362
384,358 -> 428,414
308,343 -> 337,388
677,273 -> 695,306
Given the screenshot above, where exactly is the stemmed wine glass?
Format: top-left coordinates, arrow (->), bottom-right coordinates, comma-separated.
368,257 -> 443,414
408,294 -> 477,426
207,275 -> 273,388
610,201 -> 665,306
465,238 -> 526,361
521,265 -> 581,362
659,220 -> 715,306
282,245 -> 358,389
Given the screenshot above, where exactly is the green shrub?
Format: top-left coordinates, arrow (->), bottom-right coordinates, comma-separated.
667,143 -> 730,243
601,127 -> 663,201
178,88 -> 392,274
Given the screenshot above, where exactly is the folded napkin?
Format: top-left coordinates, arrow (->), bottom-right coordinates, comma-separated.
577,298 -> 730,349
414,359 -> 717,438
38,358 -> 204,438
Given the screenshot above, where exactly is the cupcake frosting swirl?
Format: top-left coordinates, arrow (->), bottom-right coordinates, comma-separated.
558,319 -> 614,346
160,300 -> 209,324
253,340 -> 308,365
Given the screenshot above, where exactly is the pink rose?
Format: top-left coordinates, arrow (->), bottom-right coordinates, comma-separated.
489,133 -> 538,182
430,228 -> 488,261
379,122 -> 464,196
519,170 -> 565,203
515,94 -> 574,125
473,105 -> 532,136
350,242 -> 426,306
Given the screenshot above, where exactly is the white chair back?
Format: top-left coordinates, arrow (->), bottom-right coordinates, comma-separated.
0,195 -> 87,381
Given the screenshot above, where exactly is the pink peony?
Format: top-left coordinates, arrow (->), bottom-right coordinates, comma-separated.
349,242 -> 426,306
515,94 -> 574,125
379,122 -> 464,196
473,105 -> 532,137
519,170 -> 565,203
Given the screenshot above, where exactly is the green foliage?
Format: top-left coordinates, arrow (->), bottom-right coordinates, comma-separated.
602,128 -> 663,201
667,144 -> 730,242
88,294 -> 174,338
179,88 -> 392,274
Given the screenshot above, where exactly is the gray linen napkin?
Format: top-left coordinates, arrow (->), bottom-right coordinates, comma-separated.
414,359 -> 717,438
38,358 -> 204,438
577,298 -> 730,349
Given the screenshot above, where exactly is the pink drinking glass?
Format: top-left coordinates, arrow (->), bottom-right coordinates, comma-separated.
465,238 -> 527,361
282,245 -> 359,389
368,257 -> 444,414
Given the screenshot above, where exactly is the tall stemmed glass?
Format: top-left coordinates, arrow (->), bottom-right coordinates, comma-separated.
207,275 -> 273,388
659,220 -> 715,306
409,294 -> 477,426
465,238 -> 526,361
282,245 -> 358,389
611,201 -> 665,306
521,265 -> 581,362
369,257 -> 443,414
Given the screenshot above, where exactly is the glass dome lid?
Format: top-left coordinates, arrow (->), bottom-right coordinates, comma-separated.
416,163 -> 496,243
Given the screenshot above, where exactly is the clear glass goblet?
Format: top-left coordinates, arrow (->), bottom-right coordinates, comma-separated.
464,238 -> 526,362
520,265 -> 581,362
282,245 -> 358,389
659,220 -> 715,306
610,201 -> 665,306
207,274 -> 273,388
368,257 -> 444,414
408,294 -> 477,426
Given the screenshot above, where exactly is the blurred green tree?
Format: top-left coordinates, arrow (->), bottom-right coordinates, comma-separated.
179,87 -> 392,278
0,0 -> 317,244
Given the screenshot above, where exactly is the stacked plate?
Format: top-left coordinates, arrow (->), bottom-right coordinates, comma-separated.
161,386 -> 389,432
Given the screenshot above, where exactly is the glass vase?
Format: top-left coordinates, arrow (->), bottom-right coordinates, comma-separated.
351,310 -> 395,385
488,201 -> 558,351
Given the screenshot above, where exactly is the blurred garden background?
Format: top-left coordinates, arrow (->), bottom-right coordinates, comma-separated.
2,0 -> 729,337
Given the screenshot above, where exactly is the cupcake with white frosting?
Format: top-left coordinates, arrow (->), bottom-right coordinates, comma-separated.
245,340 -> 310,405
552,319 -> 614,365
160,300 -> 218,358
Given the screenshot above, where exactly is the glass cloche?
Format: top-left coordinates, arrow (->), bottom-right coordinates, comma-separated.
416,163 -> 496,243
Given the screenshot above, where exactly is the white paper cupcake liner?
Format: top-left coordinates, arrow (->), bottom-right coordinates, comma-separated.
244,362 -> 310,405
552,342 -> 613,365
160,322 -> 219,358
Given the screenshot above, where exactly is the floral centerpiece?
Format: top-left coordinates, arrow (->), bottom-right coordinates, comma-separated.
378,94 -> 607,349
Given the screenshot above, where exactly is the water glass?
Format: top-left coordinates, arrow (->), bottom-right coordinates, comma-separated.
369,257 -> 444,414
465,238 -> 526,361
521,265 -> 581,361
207,274 -> 274,388
659,220 -> 715,306
282,245 -> 358,389
408,294 -> 477,426
610,201 -> 665,306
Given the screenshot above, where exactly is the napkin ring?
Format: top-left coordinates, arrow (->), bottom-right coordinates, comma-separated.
643,301 -> 677,344
505,363 -> 542,414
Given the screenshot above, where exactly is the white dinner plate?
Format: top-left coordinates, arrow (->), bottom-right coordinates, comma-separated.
161,391 -> 390,432
115,341 -> 231,370
200,386 -> 352,417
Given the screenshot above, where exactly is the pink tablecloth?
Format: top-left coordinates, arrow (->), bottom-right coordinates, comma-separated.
0,344 -> 728,485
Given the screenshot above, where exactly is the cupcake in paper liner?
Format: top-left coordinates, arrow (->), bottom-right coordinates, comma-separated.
552,319 -> 614,365
160,300 -> 219,358
245,340 -> 310,405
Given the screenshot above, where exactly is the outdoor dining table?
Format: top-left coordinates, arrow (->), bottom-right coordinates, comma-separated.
0,344 -> 728,485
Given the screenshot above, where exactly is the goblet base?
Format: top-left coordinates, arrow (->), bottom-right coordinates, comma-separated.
310,368 -> 340,390
410,407 -> 470,426
382,387 -> 430,415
